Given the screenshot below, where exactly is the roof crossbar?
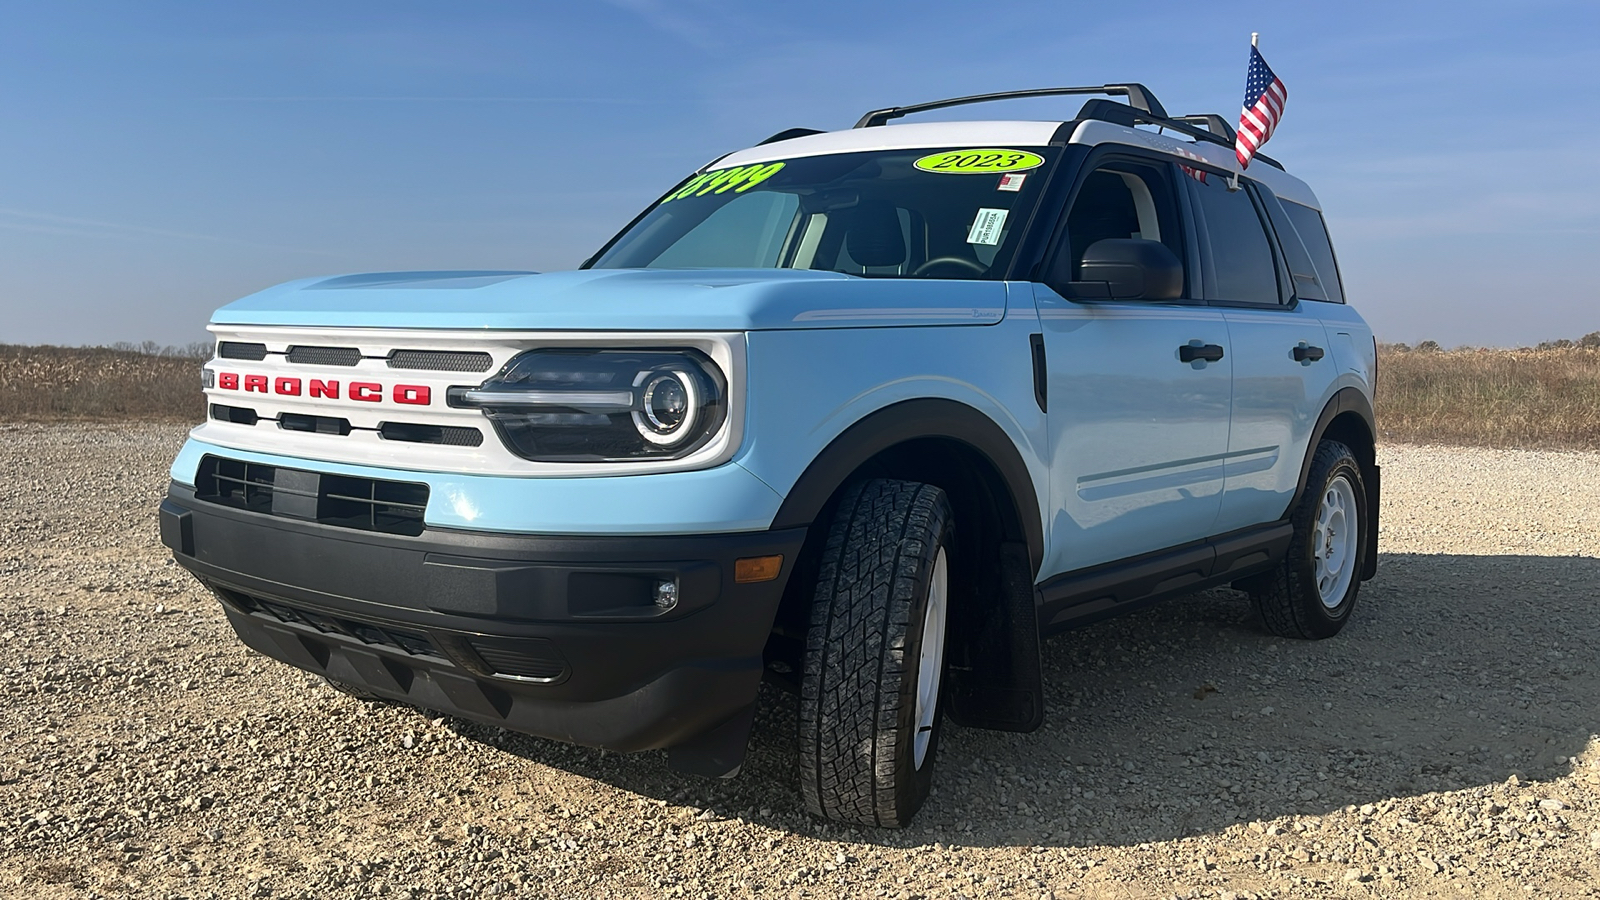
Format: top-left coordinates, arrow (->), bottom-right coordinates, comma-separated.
853,83 -> 1168,129
1074,100 -> 1285,172
1172,114 -> 1237,144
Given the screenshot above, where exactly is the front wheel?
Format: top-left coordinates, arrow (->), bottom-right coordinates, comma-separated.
798,479 -> 953,827
1246,439 -> 1369,639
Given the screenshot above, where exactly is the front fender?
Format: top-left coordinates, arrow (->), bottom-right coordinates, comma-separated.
738,322 -> 1048,569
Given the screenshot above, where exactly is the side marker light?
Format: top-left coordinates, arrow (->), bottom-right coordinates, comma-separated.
734,555 -> 784,584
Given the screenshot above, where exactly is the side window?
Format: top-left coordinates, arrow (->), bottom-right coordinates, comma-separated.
650,191 -> 800,269
1190,177 -> 1282,305
1062,160 -> 1186,292
1279,200 -> 1346,304
1260,190 -> 1329,302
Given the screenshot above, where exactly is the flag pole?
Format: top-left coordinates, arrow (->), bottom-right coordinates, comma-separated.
1230,32 -> 1259,192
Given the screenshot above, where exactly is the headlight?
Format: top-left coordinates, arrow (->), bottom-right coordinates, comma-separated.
449,349 -> 727,462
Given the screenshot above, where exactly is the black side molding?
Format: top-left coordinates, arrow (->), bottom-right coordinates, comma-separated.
1036,520 -> 1293,632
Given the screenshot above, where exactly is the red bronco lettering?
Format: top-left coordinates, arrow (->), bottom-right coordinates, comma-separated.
212,372 -> 430,405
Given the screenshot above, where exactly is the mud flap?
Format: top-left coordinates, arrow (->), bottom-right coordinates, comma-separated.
945,541 -> 1045,732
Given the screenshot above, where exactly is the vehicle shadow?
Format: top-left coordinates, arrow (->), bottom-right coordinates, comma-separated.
444,552 -> 1598,848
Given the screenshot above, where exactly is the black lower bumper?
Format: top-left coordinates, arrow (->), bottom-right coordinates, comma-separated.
159,482 -> 804,763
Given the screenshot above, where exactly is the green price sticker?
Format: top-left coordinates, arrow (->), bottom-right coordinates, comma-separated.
913,149 -> 1045,174
660,162 -> 787,204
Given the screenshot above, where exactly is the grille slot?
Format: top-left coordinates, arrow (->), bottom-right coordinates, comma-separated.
379,422 -> 484,447
219,589 -> 443,660
195,455 -> 428,536
210,404 -> 260,425
218,341 -> 268,361
279,413 -> 353,436
286,345 -> 363,367
388,349 -> 494,372
469,640 -> 567,681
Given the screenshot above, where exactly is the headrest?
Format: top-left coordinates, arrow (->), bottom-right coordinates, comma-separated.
845,200 -> 907,268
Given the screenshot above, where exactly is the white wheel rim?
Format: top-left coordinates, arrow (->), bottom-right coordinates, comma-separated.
1313,475 -> 1359,610
913,548 -> 948,769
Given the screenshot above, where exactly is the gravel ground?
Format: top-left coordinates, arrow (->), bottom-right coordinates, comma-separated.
2,424 -> 1597,899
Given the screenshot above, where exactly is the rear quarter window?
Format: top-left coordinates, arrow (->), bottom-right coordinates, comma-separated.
1279,200 -> 1345,304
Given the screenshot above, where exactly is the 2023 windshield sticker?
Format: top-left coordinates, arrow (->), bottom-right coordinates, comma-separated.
913,149 -> 1044,174
660,162 -> 787,203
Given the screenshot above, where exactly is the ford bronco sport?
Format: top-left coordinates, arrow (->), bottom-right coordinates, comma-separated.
160,83 -> 1378,827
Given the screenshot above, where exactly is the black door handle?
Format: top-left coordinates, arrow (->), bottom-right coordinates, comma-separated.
1293,343 -> 1326,362
1179,342 -> 1225,363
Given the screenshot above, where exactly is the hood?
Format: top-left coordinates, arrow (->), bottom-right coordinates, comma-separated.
210,268 -> 1008,331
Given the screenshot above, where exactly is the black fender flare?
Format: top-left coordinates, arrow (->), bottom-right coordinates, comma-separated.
1290,386 -> 1380,580
769,398 -> 1044,576
770,397 -> 1047,733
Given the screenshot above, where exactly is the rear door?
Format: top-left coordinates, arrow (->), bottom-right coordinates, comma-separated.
1033,155 -> 1232,580
1186,175 -> 1340,533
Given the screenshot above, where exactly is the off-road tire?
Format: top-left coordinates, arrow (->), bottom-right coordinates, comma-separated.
798,479 -> 953,828
1247,440 -> 1368,639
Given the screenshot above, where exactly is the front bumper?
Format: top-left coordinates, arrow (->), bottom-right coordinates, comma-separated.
159,482 -> 804,756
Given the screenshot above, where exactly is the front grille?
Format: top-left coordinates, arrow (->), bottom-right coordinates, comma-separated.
218,341 -> 268,361
279,413 -> 353,435
379,422 -> 484,446
195,455 -> 428,536
388,350 -> 494,372
285,345 -> 363,366
210,404 -> 259,425
219,588 -> 442,659
469,640 -> 567,681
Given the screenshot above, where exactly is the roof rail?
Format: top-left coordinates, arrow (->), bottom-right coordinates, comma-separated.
757,127 -> 824,146
854,83 -> 1168,129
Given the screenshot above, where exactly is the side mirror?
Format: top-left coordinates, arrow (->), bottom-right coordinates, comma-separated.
1050,238 -> 1183,301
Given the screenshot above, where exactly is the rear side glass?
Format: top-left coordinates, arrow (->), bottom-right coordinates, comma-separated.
1280,200 -> 1346,304
1259,191 -> 1328,301
1190,176 -> 1281,305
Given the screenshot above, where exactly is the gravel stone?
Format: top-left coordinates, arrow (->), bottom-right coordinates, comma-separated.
3,424 -> 1599,898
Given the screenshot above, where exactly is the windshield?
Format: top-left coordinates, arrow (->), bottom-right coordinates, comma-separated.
589,147 -> 1059,279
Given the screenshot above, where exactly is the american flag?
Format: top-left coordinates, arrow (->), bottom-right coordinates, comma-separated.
1235,45 -> 1287,169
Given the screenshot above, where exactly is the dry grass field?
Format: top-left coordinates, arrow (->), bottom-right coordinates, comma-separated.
1377,343 -> 1600,450
0,344 -> 206,423
4,341 -> 1600,450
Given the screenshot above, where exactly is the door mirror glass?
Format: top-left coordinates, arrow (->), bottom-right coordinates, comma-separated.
1062,238 -> 1184,301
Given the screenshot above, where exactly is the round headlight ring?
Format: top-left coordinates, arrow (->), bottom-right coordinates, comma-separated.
633,369 -> 700,446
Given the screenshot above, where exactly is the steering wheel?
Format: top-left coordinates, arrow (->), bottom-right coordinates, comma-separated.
911,256 -> 988,278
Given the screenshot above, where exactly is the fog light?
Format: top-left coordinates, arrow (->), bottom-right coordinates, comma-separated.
654,580 -> 678,611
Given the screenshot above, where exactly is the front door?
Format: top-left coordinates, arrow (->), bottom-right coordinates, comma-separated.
1034,158 -> 1233,583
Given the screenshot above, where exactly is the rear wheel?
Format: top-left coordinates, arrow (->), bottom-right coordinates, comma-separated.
1246,440 -> 1369,639
798,479 -> 953,827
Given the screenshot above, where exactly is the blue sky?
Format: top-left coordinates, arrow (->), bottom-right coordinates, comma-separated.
2,0 -> 1596,347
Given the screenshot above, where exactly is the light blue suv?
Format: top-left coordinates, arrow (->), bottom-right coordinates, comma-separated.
159,84 -> 1378,827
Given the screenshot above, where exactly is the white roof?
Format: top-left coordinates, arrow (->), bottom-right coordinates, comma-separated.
713,116 -> 1321,210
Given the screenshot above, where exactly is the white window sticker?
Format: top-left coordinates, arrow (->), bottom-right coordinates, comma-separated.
967,208 -> 1008,246
997,173 -> 1027,192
